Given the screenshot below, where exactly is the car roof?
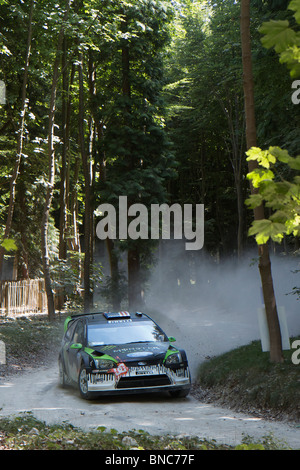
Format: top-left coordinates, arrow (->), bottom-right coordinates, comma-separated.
65,311 -> 152,328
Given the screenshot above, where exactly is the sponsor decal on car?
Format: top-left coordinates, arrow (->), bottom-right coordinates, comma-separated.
108,362 -> 129,379
126,351 -> 153,357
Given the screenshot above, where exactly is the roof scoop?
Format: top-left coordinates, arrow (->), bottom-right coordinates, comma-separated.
104,311 -> 131,320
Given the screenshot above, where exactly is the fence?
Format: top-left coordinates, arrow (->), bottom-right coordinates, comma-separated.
0,279 -> 47,316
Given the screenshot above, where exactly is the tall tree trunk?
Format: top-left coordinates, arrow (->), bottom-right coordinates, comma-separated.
57,36 -> 70,311
78,50 -> 92,312
128,248 -> 142,310
87,50 -> 121,309
67,153 -> 82,293
106,238 -> 122,311
59,36 -> 70,262
240,0 -> 283,362
121,16 -> 143,310
41,1 -> 70,320
65,63 -> 80,267
235,170 -> 244,258
88,53 -> 97,302
218,92 -> 244,257
0,0 -> 34,278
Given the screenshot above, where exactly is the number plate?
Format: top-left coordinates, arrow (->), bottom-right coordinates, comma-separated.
136,368 -> 154,375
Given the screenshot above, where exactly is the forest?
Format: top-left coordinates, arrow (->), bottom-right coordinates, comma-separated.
0,0 -> 299,362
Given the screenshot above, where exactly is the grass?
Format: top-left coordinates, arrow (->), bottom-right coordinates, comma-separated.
0,315 -> 299,450
196,339 -> 300,420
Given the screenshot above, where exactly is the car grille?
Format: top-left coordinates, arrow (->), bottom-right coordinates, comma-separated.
116,374 -> 171,389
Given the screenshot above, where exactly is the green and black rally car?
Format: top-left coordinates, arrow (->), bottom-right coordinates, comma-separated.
58,311 -> 191,399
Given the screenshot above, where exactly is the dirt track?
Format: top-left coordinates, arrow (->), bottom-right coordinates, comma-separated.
0,361 -> 299,448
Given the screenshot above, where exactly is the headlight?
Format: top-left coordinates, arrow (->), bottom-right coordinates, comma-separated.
94,359 -> 116,370
164,352 -> 182,366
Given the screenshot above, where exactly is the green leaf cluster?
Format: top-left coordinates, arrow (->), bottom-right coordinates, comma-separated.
0,0 -> 175,288
0,238 -> 17,252
246,146 -> 300,244
260,0 -> 300,77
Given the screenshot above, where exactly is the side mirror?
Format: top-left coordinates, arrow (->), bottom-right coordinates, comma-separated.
168,336 -> 176,343
70,342 -> 82,350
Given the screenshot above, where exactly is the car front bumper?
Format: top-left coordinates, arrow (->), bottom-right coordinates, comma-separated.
86,364 -> 191,395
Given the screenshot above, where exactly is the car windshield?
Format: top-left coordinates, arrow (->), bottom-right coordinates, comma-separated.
87,320 -> 168,347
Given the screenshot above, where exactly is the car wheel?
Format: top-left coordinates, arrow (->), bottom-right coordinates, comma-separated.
78,366 -> 94,400
58,358 -> 68,388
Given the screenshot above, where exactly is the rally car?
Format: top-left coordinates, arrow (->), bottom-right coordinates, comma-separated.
58,311 -> 191,399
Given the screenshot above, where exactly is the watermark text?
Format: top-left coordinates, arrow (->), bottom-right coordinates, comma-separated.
95,196 -> 204,251
0,80 -> 5,105
291,339 -> 300,365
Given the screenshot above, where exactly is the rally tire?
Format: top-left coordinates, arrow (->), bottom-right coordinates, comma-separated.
78,366 -> 95,400
58,358 -> 68,388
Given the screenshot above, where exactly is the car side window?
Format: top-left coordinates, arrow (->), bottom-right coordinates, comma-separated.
65,320 -> 77,341
72,320 -> 85,345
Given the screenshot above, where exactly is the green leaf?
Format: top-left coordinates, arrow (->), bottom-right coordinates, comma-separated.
279,45 -> 300,77
259,20 -> 298,53
269,210 -> 289,223
246,146 -> 264,162
268,146 -> 289,163
245,193 -> 263,209
248,219 -> 286,245
248,219 -> 285,245
289,0 -> 300,23
248,219 -> 271,240
246,147 -> 276,168
1,238 -> 17,252
285,214 -> 300,235
247,168 -> 275,188
288,155 -> 300,170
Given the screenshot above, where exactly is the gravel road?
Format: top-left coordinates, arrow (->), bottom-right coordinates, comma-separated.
0,361 -> 299,449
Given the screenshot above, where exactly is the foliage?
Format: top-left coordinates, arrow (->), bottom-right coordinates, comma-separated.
99,271 -> 128,310
245,146 -> 300,244
1,0 -> 300,308
0,0 -> 176,308
163,0 -> 246,254
50,253 -> 102,289
244,0 -> 300,247
259,0 -> 300,78
162,0 -> 300,255
0,238 -> 17,252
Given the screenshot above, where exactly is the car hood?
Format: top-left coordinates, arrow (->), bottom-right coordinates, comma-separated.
91,341 -> 172,363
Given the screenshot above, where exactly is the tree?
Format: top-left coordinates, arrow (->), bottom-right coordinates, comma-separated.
0,0 -> 35,278
163,1 -> 249,257
240,0 -> 284,363
97,0 -> 176,310
245,0 -> 300,298
41,0 -> 71,320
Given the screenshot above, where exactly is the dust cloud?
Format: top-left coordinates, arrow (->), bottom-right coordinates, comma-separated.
144,241 -> 300,377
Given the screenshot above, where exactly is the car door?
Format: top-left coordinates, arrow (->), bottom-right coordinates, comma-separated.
68,320 -> 85,381
62,319 -> 77,379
